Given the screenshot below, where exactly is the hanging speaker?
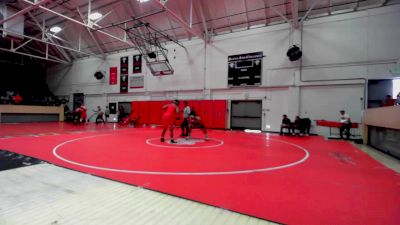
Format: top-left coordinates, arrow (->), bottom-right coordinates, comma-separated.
94,71 -> 104,80
287,45 -> 302,61
147,52 -> 157,59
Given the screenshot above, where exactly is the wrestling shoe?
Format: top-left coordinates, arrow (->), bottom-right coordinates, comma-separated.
170,139 -> 177,144
160,137 -> 165,142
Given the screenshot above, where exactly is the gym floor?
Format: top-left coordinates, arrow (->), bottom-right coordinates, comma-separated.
0,122 -> 399,225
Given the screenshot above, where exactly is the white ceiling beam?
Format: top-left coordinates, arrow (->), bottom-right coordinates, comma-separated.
0,0 -> 53,26
300,0 -> 321,24
77,7 -> 105,56
197,1 -> 209,42
27,12 -> 72,62
166,16 -> 179,41
176,1 -> 192,39
0,46 -> 68,64
243,0 -> 250,29
189,0 -> 193,28
270,5 -> 292,25
223,0 -> 233,32
12,34 -> 40,51
290,0 -> 299,29
263,0 -> 269,25
22,0 -> 137,50
23,45 -> 68,63
152,0 -> 204,41
0,27 -> 95,58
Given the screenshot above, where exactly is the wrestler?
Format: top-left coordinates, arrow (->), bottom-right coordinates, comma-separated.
160,100 -> 180,143
186,109 -> 208,140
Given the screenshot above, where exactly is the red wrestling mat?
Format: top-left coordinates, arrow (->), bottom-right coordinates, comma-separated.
0,124 -> 399,225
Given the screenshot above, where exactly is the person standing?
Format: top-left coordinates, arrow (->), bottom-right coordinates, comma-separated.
105,106 -> 110,122
118,105 -> 125,124
93,106 -> 105,124
396,92 -> 400,105
161,100 -> 180,143
339,110 -> 351,139
180,101 -> 191,137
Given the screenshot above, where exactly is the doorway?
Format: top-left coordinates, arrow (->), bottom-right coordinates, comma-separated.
230,100 -> 262,130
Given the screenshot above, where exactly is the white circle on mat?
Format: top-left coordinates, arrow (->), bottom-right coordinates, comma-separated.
145,137 -> 224,149
52,134 -> 310,176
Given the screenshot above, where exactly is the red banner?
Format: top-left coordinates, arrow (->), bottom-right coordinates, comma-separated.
109,67 -> 117,85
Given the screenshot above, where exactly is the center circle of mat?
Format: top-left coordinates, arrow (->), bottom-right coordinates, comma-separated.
145,137 -> 224,148
52,133 -> 310,175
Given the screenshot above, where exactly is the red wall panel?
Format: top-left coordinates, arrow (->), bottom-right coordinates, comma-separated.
213,100 -> 227,129
147,101 -> 162,124
130,100 -> 227,129
199,100 -> 214,128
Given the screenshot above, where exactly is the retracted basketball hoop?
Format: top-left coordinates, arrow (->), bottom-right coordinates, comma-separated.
147,60 -> 174,76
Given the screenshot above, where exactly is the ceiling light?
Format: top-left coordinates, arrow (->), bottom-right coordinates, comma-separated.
89,12 -> 102,20
50,26 -> 62,33
137,0 -> 150,3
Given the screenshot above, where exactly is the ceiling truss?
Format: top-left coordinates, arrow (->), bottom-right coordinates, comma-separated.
0,0 -> 396,65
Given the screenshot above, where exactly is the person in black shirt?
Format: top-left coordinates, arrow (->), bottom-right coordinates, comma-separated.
292,116 -> 311,136
280,114 -> 292,135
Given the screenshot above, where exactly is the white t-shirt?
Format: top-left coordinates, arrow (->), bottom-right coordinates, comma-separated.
339,114 -> 350,123
183,106 -> 191,119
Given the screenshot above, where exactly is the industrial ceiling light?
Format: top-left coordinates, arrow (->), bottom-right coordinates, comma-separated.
89,12 -> 102,20
49,26 -> 62,33
137,0 -> 150,3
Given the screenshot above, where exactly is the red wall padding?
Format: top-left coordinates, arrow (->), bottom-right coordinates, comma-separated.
130,100 -> 227,129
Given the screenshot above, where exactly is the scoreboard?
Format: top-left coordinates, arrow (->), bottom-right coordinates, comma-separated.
228,52 -> 263,87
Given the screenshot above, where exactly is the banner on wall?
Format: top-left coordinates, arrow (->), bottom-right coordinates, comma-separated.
120,75 -> 128,93
228,51 -> 263,87
129,75 -> 144,89
133,54 -> 142,74
120,56 -> 129,75
109,67 -> 117,85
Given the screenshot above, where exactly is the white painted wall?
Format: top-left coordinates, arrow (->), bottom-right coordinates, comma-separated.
47,5 -> 400,135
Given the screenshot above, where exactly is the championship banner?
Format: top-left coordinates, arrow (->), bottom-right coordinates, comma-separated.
109,67 -> 117,85
129,75 -> 144,89
120,75 -> 128,93
120,56 -> 129,75
228,52 -> 263,87
133,54 -> 142,74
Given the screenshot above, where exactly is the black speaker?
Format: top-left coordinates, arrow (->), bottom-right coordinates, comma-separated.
94,71 -> 104,80
286,45 -> 302,61
147,52 -> 156,59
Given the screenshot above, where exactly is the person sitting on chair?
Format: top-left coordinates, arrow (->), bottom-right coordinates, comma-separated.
280,114 -> 292,135
187,109 -> 208,140
382,94 -> 395,107
292,116 -> 311,136
339,110 -> 351,139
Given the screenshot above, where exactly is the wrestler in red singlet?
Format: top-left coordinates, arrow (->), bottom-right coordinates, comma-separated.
160,100 -> 179,143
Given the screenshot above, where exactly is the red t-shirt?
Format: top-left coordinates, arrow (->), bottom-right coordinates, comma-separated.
13,95 -> 22,104
383,99 -> 395,106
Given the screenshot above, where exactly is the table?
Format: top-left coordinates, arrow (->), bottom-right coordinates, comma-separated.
315,120 -> 360,138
